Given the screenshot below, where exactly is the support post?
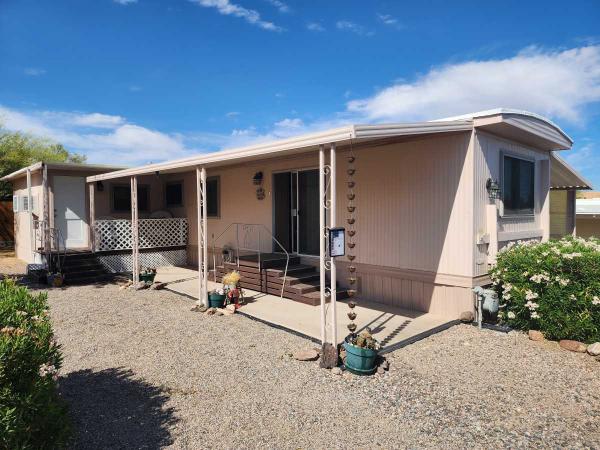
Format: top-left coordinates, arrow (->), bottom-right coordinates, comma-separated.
201,167 -> 208,307
27,168 -> 33,260
329,143 -> 337,346
196,167 -> 209,306
131,176 -> 139,286
319,145 -> 327,346
42,164 -> 50,256
89,182 -> 95,252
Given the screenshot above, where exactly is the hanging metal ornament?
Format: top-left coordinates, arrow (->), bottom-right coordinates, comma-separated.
346,139 -> 358,341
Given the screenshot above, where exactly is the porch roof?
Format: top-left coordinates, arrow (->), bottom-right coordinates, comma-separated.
1,161 -> 126,182
86,120 -> 473,182
86,109 -> 575,183
550,153 -> 592,190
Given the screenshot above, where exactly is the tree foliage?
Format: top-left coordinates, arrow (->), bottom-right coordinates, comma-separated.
0,126 -> 86,198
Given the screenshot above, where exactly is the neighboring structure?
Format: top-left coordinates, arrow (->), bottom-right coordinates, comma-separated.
549,154 -> 592,238
1,162 -> 125,265
0,199 -> 14,249
3,110 -> 592,342
576,194 -> 600,238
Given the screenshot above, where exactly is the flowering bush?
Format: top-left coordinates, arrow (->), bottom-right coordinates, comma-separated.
490,237 -> 600,343
0,279 -> 70,449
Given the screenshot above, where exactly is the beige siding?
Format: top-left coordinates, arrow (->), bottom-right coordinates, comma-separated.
473,130 -> 551,276
13,174 -> 43,263
550,190 -> 575,238
576,217 -> 600,238
185,132 -> 475,316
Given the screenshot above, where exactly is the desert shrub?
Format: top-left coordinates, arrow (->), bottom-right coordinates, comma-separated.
490,236 -> 600,343
0,279 -> 69,449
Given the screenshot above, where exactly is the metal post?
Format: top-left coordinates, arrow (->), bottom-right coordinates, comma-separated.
201,168 -> 208,307
330,143 -> 337,346
89,182 -> 95,252
131,176 -> 139,286
42,164 -> 49,256
27,169 -> 33,260
196,167 -> 204,305
319,145 -> 327,345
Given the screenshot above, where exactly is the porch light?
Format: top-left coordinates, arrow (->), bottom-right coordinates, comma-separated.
486,178 -> 501,200
252,171 -> 263,185
96,181 -> 104,192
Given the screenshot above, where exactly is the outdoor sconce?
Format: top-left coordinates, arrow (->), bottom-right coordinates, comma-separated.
486,178 -> 501,200
252,171 -> 263,186
253,171 -> 265,200
96,181 -> 104,192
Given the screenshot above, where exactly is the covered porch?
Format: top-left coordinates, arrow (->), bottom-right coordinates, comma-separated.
154,266 -> 456,352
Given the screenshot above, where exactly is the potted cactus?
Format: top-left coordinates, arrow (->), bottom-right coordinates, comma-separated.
343,327 -> 380,375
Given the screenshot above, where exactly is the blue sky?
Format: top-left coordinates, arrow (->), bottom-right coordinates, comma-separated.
1,0 -> 600,185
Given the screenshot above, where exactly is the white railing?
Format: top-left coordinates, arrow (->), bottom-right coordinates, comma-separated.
94,218 -> 188,252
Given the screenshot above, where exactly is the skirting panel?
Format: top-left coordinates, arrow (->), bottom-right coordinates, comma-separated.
98,248 -> 187,273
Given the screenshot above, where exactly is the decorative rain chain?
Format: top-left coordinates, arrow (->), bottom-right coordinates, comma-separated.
346,144 -> 358,337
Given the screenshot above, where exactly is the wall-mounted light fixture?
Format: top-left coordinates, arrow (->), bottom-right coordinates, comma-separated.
96,181 -> 104,192
486,178 -> 501,201
252,171 -> 263,186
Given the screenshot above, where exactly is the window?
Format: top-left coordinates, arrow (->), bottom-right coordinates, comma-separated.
503,155 -> 535,215
111,184 -> 149,212
165,181 -> 183,207
206,176 -> 220,217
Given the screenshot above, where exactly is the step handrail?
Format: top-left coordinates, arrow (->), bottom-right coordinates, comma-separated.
211,223 -> 289,299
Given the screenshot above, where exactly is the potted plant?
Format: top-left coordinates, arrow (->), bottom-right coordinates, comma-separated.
208,288 -> 226,308
137,268 -> 156,283
343,328 -> 380,375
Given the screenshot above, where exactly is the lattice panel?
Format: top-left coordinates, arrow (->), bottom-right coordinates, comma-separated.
95,218 -> 188,251
98,249 -> 188,273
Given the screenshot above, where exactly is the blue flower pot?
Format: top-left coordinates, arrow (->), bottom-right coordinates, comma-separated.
343,341 -> 378,375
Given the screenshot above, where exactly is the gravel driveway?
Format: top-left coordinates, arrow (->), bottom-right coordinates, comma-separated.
42,283 -> 599,449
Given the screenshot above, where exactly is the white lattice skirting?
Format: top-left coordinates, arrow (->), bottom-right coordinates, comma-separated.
94,218 -> 188,251
98,249 -> 187,273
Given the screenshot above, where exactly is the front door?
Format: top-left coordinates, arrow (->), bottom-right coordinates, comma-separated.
53,176 -> 87,248
273,169 -> 320,255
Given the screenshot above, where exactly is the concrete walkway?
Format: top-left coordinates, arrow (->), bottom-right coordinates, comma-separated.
155,266 -> 455,351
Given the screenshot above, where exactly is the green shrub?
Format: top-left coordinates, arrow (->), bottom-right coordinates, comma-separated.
0,279 -> 69,449
490,236 -> 600,343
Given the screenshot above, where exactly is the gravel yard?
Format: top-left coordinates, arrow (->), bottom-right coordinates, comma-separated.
41,283 -> 599,449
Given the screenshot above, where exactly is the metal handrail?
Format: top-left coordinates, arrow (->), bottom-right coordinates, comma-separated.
211,223 -> 290,299
33,220 -> 66,273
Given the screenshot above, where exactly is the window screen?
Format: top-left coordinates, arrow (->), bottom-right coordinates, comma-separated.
166,182 -> 183,207
206,177 -> 219,217
503,156 -> 535,215
112,185 -> 149,212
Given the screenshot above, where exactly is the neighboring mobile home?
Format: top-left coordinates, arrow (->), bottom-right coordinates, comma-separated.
576,194 -> 600,238
2,109 -> 591,329
1,162 -> 125,265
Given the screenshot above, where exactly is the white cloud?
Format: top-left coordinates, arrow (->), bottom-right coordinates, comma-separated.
265,0 -> 289,13
336,20 -> 374,37
129,85 -> 142,92
306,22 -> 325,32
564,141 -> 600,172
347,45 -> 600,124
23,68 -> 46,76
0,105 -> 190,165
113,0 -> 138,4
225,111 -> 240,118
377,13 -> 402,29
190,0 -> 282,32
377,13 -> 396,25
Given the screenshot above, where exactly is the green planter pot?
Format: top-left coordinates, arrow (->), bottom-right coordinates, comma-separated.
133,273 -> 156,283
208,292 -> 226,308
343,341 -> 378,375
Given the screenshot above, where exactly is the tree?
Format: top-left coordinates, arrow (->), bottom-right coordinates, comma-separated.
0,126 -> 86,198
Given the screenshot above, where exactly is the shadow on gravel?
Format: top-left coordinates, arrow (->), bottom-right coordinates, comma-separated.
60,368 -> 177,449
